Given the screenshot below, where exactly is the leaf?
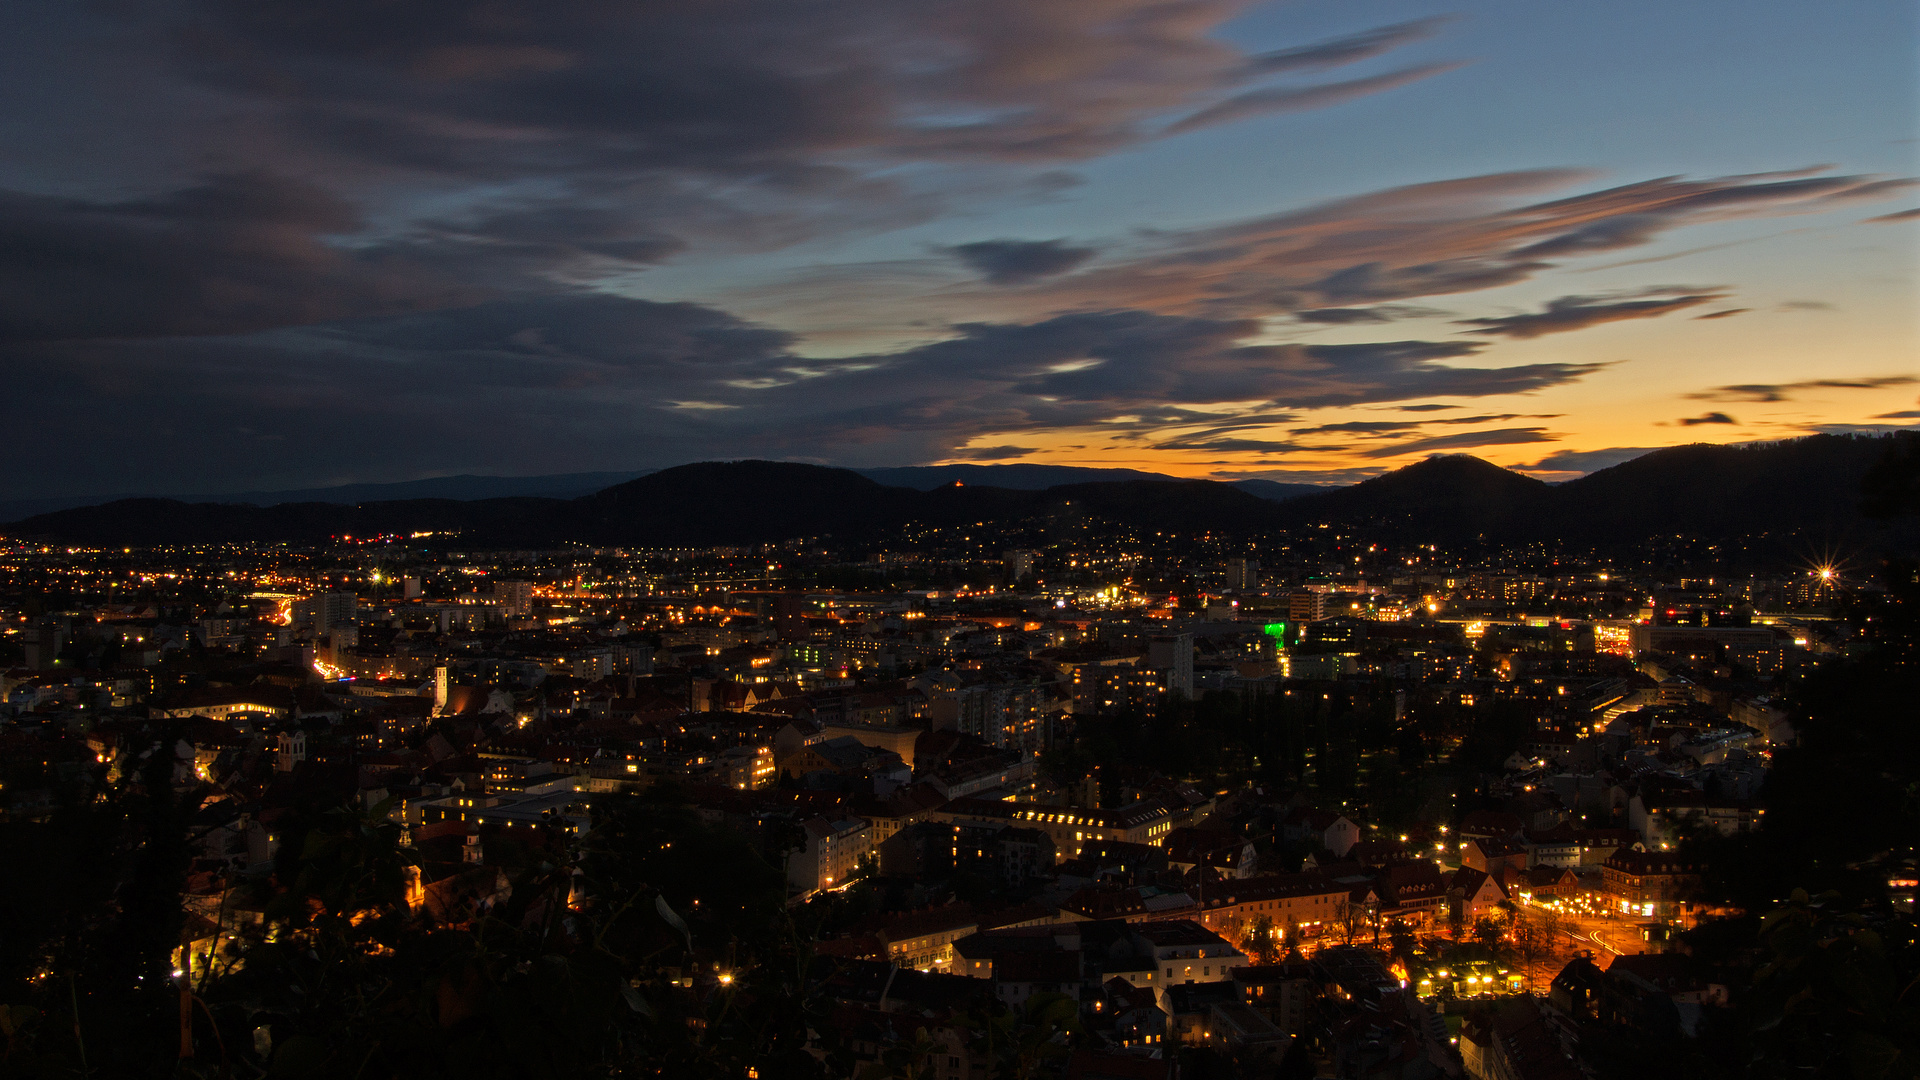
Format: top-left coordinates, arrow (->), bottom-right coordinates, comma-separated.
1845,1029 -> 1903,1080
655,894 -> 692,950
267,1034 -> 335,1080
621,984 -> 654,1018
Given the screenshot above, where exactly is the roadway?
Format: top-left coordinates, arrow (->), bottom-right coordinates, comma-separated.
1564,915 -> 1627,956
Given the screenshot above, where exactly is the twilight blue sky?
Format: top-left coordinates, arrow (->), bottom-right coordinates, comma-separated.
1,0 -> 1913,495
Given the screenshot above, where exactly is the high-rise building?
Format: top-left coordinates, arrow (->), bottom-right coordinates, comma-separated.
1224,557 -> 1261,591
295,592 -> 358,637
1286,590 -> 1326,622
22,621 -> 67,669
1148,632 -> 1195,698
1004,550 -> 1038,583
327,624 -> 359,664
495,580 -> 534,616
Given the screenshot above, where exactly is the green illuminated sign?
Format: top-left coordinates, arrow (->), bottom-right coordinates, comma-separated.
1263,621 -> 1288,642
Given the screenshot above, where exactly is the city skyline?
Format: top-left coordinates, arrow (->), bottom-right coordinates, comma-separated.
2,0 -> 1915,498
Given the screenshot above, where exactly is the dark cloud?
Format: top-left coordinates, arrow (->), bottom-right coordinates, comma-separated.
877,312 -> 1603,410
1865,208 -> 1920,222
1396,403 -> 1460,412
1875,410 -> 1920,419
1693,308 -> 1749,320
0,296 -> 1612,495
1358,427 -> 1557,458
1093,408 -> 1299,435
0,3 -> 1486,360
1148,437 -> 1311,453
408,199 -> 690,268
949,445 -> 1038,459
0,294 -> 806,495
308,294 -> 798,375
1291,420 -> 1420,436
1294,304 -> 1445,324
1118,414 -> 1300,444
1457,291 -> 1727,339
1296,307 -> 1393,324
160,1 -> 1456,174
948,239 -> 1096,284
0,173 -> 482,343
1689,375 -> 1917,403
1289,412 -> 1553,436
1680,411 -> 1737,426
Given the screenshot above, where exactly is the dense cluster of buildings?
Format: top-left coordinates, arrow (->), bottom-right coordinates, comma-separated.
0,536 -> 1880,1077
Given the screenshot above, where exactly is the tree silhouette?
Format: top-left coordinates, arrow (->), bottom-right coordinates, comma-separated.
963,992 -> 1081,1080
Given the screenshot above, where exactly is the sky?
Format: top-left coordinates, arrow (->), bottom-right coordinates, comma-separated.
1,0 -> 1915,497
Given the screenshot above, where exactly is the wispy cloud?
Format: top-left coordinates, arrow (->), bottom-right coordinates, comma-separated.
1213,466 -> 1387,485
915,170 -> 1905,333
949,444 -> 1039,459
1165,63 -> 1466,135
1458,291 -> 1727,339
1148,436 -> 1312,453
1358,426 -> 1558,458
1294,305 -> 1448,324
1289,412 -> 1555,437
1245,17 -> 1454,75
1689,376 -> 1917,403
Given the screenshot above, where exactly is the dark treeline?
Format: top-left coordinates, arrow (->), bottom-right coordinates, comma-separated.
0,767 -> 905,1078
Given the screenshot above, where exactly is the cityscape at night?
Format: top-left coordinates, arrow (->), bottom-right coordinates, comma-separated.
0,1 -> 1915,1078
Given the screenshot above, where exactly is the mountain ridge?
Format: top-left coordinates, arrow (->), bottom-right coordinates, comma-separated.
0,462 -> 1326,521
4,433 -> 1909,549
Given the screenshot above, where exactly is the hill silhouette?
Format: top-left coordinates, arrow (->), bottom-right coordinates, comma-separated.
1274,433 -> 1914,546
851,463 -> 1323,502
1275,455 -> 1552,537
577,461 -> 917,545
1228,478 -> 1331,502
1545,435 -> 1907,540
852,463 -> 1177,490
1,462 -> 1286,547
4,434 -> 1910,549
